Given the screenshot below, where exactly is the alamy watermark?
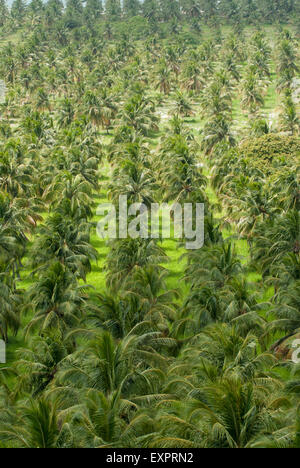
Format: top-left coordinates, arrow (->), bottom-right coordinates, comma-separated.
0,340 -> 6,364
96,196 -> 204,250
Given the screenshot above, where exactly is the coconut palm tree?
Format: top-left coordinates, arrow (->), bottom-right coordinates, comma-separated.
14,334 -> 69,396
156,61 -> 171,95
25,262 -> 92,336
90,292 -> 146,339
126,266 -> 179,326
29,213 -> 98,280
43,172 -> 94,220
252,210 -> 300,277
184,242 -> 242,290
201,114 -> 235,154
201,80 -> 232,118
181,60 -> 204,93
54,329 -> 169,398
155,376 -> 284,448
1,10 -> 299,450
108,160 -> 157,207
172,91 -> 194,117
57,98 -> 75,128
277,38 -> 299,78
105,238 -> 168,291
241,71 -> 265,114
182,323 -> 275,380
279,90 -> 300,135
268,281 -> 300,337
0,272 -> 22,343
68,389 -> 141,448
119,94 -> 159,136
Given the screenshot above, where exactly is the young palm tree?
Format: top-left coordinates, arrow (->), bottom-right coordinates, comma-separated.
29,213 -> 98,280
43,172 -> 94,220
201,80 -> 232,118
54,329 -> 169,399
82,90 -> 102,127
0,272 -> 21,343
279,91 -> 300,135
0,152 -> 34,197
35,87 -> 51,111
0,398 -> 73,448
120,94 -> 159,136
108,160 -> 157,207
268,281 -> 300,337
183,285 -> 226,329
223,276 -> 259,322
69,389 -> 140,448
172,91 -> 194,117
241,71 -> 264,114
201,114 -> 235,154
184,242 -> 242,290
25,262 -> 91,336
252,210 -> 300,277
223,53 -> 241,82
181,60 -> 204,93
91,292 -> 146,339
105,238 -> 168,292
156,61 -> 171,95
14,335 -> 70,396
84,87 -> 118,132
57,98 -> 75,128
126,266 -> 179,326
228,180 -> 275,238
182,323 -> 275,380
151,370 -> 284,448
277,38 -> 299,78
249,116 -> 270,137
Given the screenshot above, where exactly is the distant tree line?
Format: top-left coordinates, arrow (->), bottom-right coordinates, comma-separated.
0,0 -> 298,31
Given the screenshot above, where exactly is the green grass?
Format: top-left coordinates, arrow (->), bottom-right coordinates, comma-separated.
161,238 -> 189,295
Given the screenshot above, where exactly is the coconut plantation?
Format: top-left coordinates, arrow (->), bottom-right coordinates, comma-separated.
0,0 -> 299,450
